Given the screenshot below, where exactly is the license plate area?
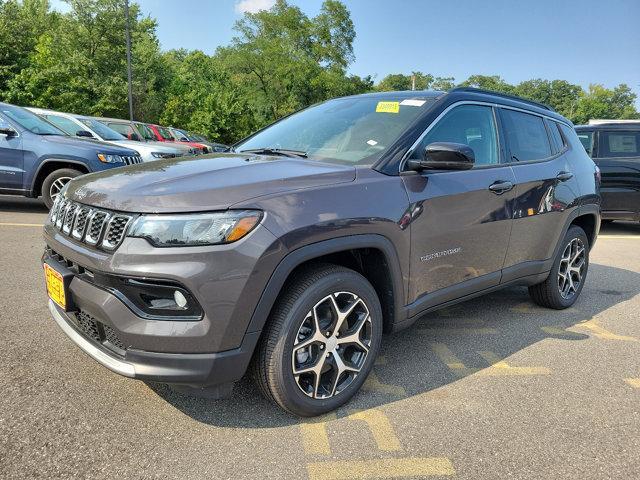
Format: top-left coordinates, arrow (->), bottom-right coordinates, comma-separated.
44,260 -> 76,312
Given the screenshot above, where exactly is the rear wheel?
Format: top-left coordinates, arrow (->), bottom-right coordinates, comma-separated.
529,225 -> 589,309
251,264 -> 382,416
41,168 -> 82,208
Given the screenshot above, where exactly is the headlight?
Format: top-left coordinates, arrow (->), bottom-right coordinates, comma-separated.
97,153 -> 124,163
128,210 -> 262,247
151,152 -> 176,159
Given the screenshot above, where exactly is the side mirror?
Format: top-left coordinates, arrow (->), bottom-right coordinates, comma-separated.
76,130 -> 94,138
0,127 -> 17,137
407,142 -> 475,171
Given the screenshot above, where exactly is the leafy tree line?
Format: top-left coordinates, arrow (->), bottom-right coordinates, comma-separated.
0,0 -> 637,145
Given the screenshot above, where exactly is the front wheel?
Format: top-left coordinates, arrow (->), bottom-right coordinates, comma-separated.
41,168 -> 82,209
529,225 -> 589,309
251,264 -> 383,416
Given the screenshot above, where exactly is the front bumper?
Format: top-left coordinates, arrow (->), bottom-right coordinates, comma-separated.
49,299 -> 260,386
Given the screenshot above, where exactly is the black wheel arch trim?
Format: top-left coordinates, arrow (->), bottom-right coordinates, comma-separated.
30,158 -> 91,195
244,234 -> 406,335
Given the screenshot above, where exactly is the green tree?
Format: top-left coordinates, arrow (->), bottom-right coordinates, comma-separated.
573,84 -> 639,124
459,75 -> 514,94
513,79 -> 582,118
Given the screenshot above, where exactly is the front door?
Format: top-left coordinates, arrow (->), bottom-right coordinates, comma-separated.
596,129 -> 640,219
0,114 -> 23,190
402,103 -> 516,313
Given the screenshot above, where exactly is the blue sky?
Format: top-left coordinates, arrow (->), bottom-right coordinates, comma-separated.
52,0 -> 640,106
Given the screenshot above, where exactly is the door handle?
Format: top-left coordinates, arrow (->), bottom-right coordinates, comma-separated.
489,180 -> 514,195
556,171 -> 573,182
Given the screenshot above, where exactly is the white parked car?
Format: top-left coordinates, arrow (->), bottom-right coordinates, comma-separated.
27,108 -> 188,162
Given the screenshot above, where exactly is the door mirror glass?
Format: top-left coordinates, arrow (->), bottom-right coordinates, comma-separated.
408,142 -> 475,171
76,130 -> 94,138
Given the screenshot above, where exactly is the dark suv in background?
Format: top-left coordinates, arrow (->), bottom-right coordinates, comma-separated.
575,122 -> 640,222
0,102 -> 141,207
42,88 -> 600,416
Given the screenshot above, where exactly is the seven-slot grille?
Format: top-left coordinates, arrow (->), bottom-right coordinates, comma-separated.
122,155 -> 142,165
50,197 -> 133,251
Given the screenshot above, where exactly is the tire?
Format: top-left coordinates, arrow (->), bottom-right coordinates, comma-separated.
529,225 -> 589,309
251,263 -> 383,416
41,168 -> 82,209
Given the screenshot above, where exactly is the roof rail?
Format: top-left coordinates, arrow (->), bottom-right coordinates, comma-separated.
449,87 -> 554,112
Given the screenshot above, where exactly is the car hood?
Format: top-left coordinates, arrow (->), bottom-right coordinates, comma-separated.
65,154 -> 356,213
41,134 -> 138,155
110,140 -> 181,154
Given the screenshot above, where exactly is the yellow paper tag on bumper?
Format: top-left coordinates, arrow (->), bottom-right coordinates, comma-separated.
376,101 -> 400,113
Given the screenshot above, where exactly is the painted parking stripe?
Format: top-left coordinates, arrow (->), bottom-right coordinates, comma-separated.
624,378 -> 640,389
362,371 -> 407,397
598,235 -> 640,239
300,413 -> 336,455
347,409 -> 401,451
0,222 -> 44,227
576,320 -> 638,342
418,327 -> 498,335
306,457 -> 455,480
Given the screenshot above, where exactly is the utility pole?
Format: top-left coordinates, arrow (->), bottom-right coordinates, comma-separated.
125,0 -> 134,121
411,74 -> 416,91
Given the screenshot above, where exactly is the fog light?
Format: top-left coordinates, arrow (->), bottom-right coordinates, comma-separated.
174,290 -> 188,309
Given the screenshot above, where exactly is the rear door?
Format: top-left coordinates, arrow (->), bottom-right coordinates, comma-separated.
0,113 -> 24,190
402,103 -> 517,311
499,108 -> 581,280
595,129 -> 640,219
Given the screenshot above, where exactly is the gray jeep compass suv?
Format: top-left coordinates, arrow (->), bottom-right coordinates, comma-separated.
42,88 -> 600,416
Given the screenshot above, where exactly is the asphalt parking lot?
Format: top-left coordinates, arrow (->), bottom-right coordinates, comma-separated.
1,196 -> 639,480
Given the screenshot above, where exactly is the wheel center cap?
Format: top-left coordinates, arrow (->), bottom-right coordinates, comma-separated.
325,335 -> 338,353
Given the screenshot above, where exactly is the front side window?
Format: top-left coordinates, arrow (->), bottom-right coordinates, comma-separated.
576,131 -> 594,156
237,96 -> 435,165
136,123 -> 156,141
599,131 -> 639,158
157,126 -> 175,140
410,104 -> 499,166
501,109 -> 552,162
107,122 -> 138,140
79,118 -> 125,141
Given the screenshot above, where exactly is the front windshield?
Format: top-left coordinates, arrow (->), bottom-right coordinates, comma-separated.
236,96 -> 434,165
79,118 -> 125,141
157,126 -> 175,140
1,104 -> 64,135
136,123 -> 157,141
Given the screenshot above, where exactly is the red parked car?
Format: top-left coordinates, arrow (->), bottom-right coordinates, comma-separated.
144,123 -> 209,153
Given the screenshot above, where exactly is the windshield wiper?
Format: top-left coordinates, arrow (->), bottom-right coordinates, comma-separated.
238,147 -> 308,158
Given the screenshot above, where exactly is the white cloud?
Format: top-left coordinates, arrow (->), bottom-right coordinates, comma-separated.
234,0 -> 276,14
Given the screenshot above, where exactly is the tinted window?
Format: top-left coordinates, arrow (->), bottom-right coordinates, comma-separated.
1,104 -> 63,135
501,109 -> 551,161
411,104 -> 498,165
79,118 -> 124,141
599,131 -> 639,158
44,115 -> 83,136
547,121 -> 565,153
577,131 -> 594,156
107,122 -> 138,140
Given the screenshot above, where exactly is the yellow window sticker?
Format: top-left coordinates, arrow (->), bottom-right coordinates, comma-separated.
376,101 -> 400,113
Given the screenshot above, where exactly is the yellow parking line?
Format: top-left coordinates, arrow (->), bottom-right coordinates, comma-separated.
430,342 -> 472,372
300,413 -> 336,455
348,409 -> 401,451
362,371 -> 406,397
307,457 -> 455,480
576,320 -> 638,342
477,350 -> 551,376
624,378 -> 640,389
0,222 -> 44,227
541,325 -> 586,339
418,327 -> 498,335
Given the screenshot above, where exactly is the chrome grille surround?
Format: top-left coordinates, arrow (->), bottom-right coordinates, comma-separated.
122,155 -> 142,165
49,197 -> 134,252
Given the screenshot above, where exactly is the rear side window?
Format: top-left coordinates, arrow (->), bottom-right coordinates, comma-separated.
44,115 -> 81,136
547,121 -> 565,153
577,131 -> 594,156
500,109 -> 552,162
598,131 -> 639,158
411,104 -> 499,166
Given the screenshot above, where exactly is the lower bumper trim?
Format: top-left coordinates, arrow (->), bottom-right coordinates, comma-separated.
49,299 -> 136,377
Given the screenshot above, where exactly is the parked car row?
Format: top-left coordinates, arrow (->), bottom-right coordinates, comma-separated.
0,102 -> 227,207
